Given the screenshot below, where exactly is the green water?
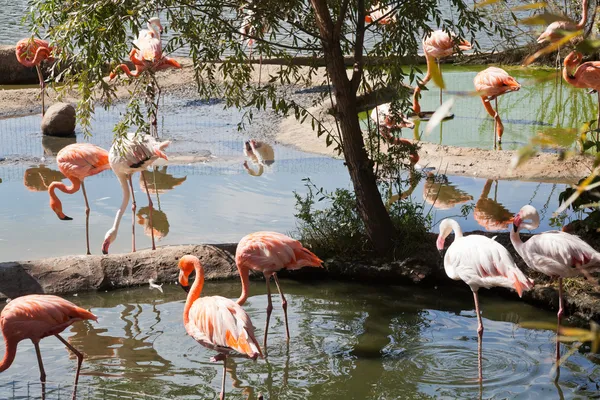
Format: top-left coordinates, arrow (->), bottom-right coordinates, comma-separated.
0,281 -> 598,399
366,65 -> 597,151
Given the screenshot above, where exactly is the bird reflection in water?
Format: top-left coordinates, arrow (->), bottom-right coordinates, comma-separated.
423,172 -> 473,210
41,135 -> 77,157
243,140 -> 275,177
23,165 -> 65,191
474,179 -> 514,231
137,166 -> 187,240
66,302 -> 171,379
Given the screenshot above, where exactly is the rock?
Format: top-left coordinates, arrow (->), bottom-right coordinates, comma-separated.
41,102 -> 76,137
0,45 -> 43,85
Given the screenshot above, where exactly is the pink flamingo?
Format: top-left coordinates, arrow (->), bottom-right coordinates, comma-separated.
239,8 -> 269,85
413,30 -> 472,117
563,51 -> 600,125
0,294 -> 97,400
178,255 -> 262,400
511,205 -> 600,364
101,133 -> 170,255
109,17 -> 181,79
15,38 -> 55,116
370,103 -> 419,164
235,231 -> 323,350
537,0 -> 588,67
365,3 -> 395,24
48,143 -> 110,255
473,67 -> 521,146
437,218 -> 533,381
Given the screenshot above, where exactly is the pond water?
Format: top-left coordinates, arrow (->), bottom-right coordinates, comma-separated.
0,90 -> 577,262
0,282 -> 598,399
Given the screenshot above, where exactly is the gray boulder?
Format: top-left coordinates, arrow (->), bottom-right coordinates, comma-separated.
41,102 -> 76,137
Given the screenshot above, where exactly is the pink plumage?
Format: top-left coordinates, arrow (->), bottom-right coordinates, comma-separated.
235,231 -> 323,351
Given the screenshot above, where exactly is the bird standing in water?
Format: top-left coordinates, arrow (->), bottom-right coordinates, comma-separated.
563,51 -> 600,128
510,205 -> 600,364
473,67 -> 521,146
48,143 -> 110,255
101,133 -> 170,254
178,255 -> 262,400
15,38 -> 55,116
437,218 -> 534,381
0,294 -> 97,400
235,231 -> 323,351
413,30 -> 472,117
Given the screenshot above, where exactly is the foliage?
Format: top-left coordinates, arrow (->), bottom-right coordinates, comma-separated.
293,177 -> 430,259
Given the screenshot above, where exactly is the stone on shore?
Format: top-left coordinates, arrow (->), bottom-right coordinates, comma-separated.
41,102 -> 76,137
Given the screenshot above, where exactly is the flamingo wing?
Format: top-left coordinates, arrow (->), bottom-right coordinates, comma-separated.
522,231 -> 600,277
574,62 -> 600,90
445,235 -> 532,295
110,133 -> 169,172
56,143 -> 110,179
1,295 -> 97,342
186,296 -> 261,358
474,67 -> 520,99
236,231 -> 323,273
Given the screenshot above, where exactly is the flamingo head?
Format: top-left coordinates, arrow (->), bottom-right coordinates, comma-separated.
178,255 -> 204,293
436,219 -> 455,253
512,204 -> 539,233
457,38 -> 472,52
101,228 -> 117,255
564,51 -> 583,77
49,191 -> 72,221
148,17 -> 163,34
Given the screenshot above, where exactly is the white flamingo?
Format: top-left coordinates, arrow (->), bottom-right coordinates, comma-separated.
101,133 -> 170,254
437,218 -> 534,381
510,204 -> 600,363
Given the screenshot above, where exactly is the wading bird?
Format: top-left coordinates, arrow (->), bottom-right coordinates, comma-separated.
563,51 -> 600,125
178,255 -> 262,400
510,205 -> 600,364
239,7 -> 269,86
48,143 -> 110,255
101,133 -> 170,255
15,38 -> 55,116
437,218 -> 533,380
413,30 -> 472,117
537,0 -> 589,68
235,231 -> 323,351
0,294 -> 97,400
243,140 -> 275,177
365,3 -> 395,24
370,103 -> 419,164
474,67 -> 521,146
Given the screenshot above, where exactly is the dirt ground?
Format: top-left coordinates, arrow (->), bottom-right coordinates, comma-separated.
0,58 -> 594,183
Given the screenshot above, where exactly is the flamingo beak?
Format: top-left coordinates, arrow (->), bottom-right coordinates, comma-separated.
101,239 -> 110,255
59,214 -> 73,221
181,284 -> 191,293
513,214 -> 522,232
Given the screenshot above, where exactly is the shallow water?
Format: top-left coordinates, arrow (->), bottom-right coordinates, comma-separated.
0,282 -> 598,399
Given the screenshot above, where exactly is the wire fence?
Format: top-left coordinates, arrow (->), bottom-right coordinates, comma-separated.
0,381 -> 168,400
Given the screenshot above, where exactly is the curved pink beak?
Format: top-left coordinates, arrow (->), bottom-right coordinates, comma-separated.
512,214 -> 522,232
101,239 -> 110,255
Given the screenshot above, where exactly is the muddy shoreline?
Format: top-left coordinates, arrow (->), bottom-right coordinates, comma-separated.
1,234 -> 599,326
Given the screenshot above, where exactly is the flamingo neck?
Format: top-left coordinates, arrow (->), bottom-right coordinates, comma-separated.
0,335 -> 16,373
577,0 -> 589,29
149,23 -> 161,40
106,173 -> 130,239
449,219 -> 463,238
49,177 -> 81,195
236,265 -> 251,306
183,262 -> 205,326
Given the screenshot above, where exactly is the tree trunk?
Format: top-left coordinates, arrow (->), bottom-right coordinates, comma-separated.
309,0 -> 396,255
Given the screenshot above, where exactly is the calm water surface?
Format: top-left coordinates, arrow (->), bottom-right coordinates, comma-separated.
0,282 -> 598,399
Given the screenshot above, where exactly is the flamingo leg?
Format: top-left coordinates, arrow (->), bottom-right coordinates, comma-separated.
141,170 -> 156,251
437,58 -> 442,106
596,92 -> 600,131
55,334 -> 84,400
81,181 -> 91,255
220,357 -> 227,400
477,328 -> 483,383
36,64 -> 45,117
556,277 -> 564,365
273,273 -> 290,342
473,290 -> 484,382
263,273 -> 273,352
34,342 -> 46,400
494,97 -> 499,148
128,175 -> 137,252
